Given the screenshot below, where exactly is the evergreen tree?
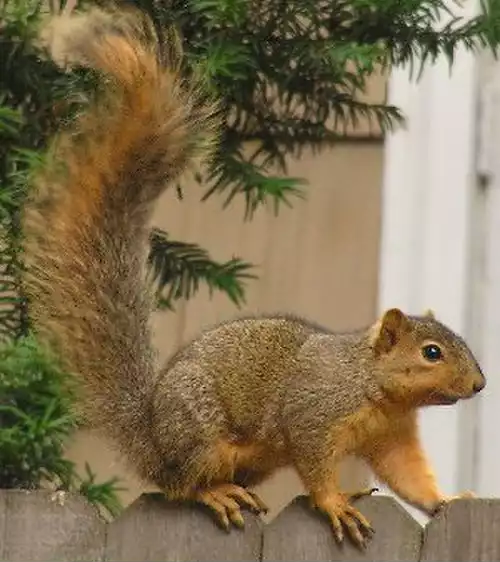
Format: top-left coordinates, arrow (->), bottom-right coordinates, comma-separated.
113,0 -> 500,307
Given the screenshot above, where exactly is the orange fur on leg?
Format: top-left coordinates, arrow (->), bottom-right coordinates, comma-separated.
361,411 -> 444,513
293,445 -> 375,549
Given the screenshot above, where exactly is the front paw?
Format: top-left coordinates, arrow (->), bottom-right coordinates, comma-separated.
430,490 -> 476,515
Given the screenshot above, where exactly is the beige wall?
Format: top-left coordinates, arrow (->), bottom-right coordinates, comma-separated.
66,140 -> 384,518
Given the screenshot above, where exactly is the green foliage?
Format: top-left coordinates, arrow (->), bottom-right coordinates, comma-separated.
0,335 -> 123,517
150,228 -> 256,309
77,463 -> 125,518
125,0 -> 500,216
0,335 -> 75,489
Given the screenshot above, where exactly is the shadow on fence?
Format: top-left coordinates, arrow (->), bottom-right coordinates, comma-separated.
1,490 -> 500,561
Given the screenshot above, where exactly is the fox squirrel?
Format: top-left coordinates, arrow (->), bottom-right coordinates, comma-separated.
22,6 -> 486,549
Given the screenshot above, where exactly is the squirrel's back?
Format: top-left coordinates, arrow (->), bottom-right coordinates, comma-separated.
157,315 -> 366,439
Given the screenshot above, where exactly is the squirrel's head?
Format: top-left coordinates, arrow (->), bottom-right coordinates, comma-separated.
369,308 -> 485,408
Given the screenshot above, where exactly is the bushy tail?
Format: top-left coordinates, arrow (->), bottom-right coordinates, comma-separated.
22,6 -> 218,477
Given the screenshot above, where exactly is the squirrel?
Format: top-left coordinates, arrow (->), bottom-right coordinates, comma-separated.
22,6 -> 486,549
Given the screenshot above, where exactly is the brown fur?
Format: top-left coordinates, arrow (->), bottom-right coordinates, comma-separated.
22,7 -> 485,547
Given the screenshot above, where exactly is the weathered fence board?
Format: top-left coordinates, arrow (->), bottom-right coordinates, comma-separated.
0,489 -> 105,562
2,490 -> 500,562
106,493 -> 262,562
421,498 -> 500,561
262,495 -> 421,562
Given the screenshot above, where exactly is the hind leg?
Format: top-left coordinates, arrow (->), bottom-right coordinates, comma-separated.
156,439 -> 270,530
190,439 -> 271,529
152,373 -> 272,530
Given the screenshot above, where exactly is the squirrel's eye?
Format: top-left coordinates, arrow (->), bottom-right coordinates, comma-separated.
422,344 -> 443,362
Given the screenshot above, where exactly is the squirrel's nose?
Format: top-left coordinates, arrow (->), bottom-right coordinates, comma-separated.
473,378 -> 486,394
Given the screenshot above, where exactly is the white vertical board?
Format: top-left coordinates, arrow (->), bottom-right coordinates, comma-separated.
377,2 -> 480,510
474,53 -> 500,498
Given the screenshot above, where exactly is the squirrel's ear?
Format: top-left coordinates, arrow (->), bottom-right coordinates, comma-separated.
424,308 -> 436,319
370,308 -> 410,355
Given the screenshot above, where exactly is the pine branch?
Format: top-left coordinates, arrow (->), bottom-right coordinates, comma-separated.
148,228 -> 256,309
124,0 -> 500,216
203,149 -> 306,219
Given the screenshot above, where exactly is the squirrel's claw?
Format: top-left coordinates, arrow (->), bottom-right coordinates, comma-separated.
349,486 -> 379,502
341,505 -> 374,549
194,483 -> 267,530
328,512 -> 344,543
314,494 -> 374,550
247,489 -> 269,514
431,490 -> 476,516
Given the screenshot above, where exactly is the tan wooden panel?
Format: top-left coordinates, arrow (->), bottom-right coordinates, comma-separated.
14,489 -> 500,562
262,496 -> 422,562
289,144 -> 383,329
106,493 -> 262,562
0,490 -> 105,562
421,498 -> 500,561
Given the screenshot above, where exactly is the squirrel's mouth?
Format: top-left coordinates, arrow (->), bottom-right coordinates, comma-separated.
436,395 -> 459,405
426,393 -> 460,406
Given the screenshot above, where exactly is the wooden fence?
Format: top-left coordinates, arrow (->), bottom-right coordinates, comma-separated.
1,490 -> 500,561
